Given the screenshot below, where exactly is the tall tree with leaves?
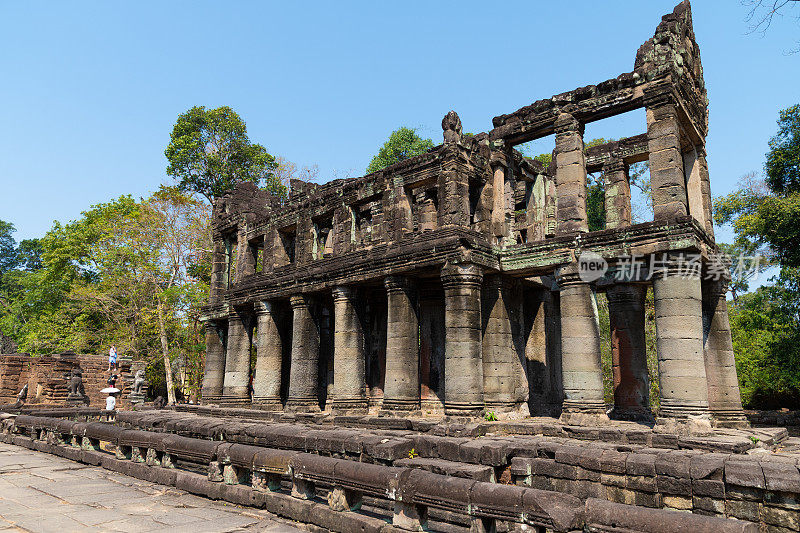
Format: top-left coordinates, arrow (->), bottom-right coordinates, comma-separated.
0,221 -> 16,275
714,104 -> 800,407
366,127 -> 434,174
165,106 -> 282,202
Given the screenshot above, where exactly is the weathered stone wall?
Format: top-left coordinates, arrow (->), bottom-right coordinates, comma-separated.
0,353 -> 132,408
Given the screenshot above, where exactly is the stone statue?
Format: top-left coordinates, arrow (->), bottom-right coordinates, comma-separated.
66,368 -> 84,399
442,110 -> 462,144
132,369 -> 147,395
12,384 -> 28,408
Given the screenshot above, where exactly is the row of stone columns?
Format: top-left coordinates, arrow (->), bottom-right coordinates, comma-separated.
202,263 -> 746,427
556,256 -> 747,428
201,263 -> 490,416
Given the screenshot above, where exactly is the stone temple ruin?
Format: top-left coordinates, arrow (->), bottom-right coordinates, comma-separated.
4,5 -> 800,532
200,0 -> 744,431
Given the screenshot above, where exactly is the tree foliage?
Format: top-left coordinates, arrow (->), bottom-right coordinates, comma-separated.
366,127 -> 434,174
0,190 -> 211,401
165,106 -> 281,202
714,104 -> 800,407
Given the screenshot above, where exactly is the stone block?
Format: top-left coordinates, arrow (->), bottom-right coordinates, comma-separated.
761,461 -> 800,493
726,460 -> 766,490
726,499 -> 760,522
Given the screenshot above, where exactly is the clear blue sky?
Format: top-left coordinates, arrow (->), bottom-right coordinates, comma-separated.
1,1 -> 798,243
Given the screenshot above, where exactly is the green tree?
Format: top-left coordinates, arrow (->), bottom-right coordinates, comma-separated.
366,127 -> 434,174
165,106 -> 281,202
713,104 -> 800,407
0,220 -> 16,274
16,239 -> 43,272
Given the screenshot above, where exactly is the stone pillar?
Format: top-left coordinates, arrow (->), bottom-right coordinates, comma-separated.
607,284 -> 651,421
286,295 -> 320,412
697,147 -> 715,240
525,290 -> 551,414
382,276 -> 420,413
602,160 -> 632,229
222,310 -> 252,405
652,259 -> 710,428
646,93 -> 688,220
482,275 -> 526,415
201,321 -> 225,403
554,113 -> 588,235
703,279 -> 748,428
252,301 -> 283,410
332,286 -> 368,413
210,240 -> 227,303
442,263 -> 484,416
557,266 -> 608,424
490,151 -> 508,244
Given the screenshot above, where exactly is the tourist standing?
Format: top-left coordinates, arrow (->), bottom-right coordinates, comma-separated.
108,345 -> 117,371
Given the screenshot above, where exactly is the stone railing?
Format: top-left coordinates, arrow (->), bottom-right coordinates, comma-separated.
3,413 -> 759,533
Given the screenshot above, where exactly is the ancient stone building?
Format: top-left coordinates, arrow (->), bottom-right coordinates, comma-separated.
200,1 -> 747,429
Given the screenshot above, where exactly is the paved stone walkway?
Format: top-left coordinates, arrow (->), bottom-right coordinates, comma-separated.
0,443 -> 304,533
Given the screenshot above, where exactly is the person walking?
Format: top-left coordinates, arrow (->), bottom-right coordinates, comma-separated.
108,345 -> 117,371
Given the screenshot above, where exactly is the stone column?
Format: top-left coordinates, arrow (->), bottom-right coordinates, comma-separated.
286,295 -> 320,412
652,258 -> 710,427
557,266 -> 608,424
703,279 -> 748,428
490,151 -> 508,244
222,310 -> 252,405
252,301 -> 283,410
697,147 -> 715,239
602,160 -> 631,229
332,286 -> 368,413
442,263 -> 484,416
201,321 -> 225,403
554,113 -> 588,235
482,275 -> 526,415
607,284 -> 651,421
646,93 -> 688,220
382,276 -> 420,413
210,240 -> 227,303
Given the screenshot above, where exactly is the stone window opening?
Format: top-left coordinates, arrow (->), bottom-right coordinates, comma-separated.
224,234 -> 237,288
277,226 -> 296,266
312,216 -> 334,260
248,238 -> 264,273
468,180 -> 483,228
412,187 -> 438,232
350,202 -> 375,246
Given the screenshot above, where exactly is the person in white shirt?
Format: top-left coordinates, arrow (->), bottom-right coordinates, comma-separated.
105,393 -> 116,411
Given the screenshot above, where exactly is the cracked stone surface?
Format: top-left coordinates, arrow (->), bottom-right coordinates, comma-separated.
0,443 -> 303,532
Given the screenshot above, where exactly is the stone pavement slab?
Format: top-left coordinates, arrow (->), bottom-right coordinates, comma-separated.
0,442 -> 304,532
